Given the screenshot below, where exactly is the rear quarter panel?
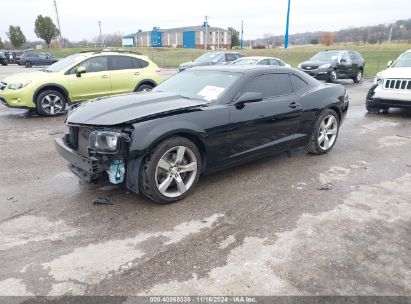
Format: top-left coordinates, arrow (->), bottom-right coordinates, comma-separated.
297,83 -> 347,138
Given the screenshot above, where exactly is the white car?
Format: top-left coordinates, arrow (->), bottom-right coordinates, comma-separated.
366,49 -> 411,112
231,56 -> 291,68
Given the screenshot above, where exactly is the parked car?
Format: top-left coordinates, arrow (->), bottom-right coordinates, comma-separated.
178,52 -> 244,72
19,52 -> 58,68
232,56 -> 290,67
12,51 -> 24,64
298,50 -> 365,83
0,50 -> 162,116
366,49 -> 411,113
0,52 -> 8,66
55,65 -> 349,203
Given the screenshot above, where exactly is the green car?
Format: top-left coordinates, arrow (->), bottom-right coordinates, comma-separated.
0,50 -> 163,116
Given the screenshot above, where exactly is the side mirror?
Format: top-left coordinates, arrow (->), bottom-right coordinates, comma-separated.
340,58 -> 346,64
387,60 -> 393,67
76,66 -> 86,77
234,92 -> 264,106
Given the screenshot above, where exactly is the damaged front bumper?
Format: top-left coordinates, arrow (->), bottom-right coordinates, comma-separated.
54,136 -> 107,182
367,84 -> 411,108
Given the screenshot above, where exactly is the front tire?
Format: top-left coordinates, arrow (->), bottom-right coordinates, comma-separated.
365,84 -> 384,113
36,90 -> 67,116
305,109 -> 340,155
328,70 -> 338,83
25,61 -> 33,68
139,136 -> 202,204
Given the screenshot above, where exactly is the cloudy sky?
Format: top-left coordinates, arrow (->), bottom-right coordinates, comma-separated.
0,0 -> 410,42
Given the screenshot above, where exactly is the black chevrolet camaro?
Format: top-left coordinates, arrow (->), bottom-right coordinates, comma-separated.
55,66 -> 349,203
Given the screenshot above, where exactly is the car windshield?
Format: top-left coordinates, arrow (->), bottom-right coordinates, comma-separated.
232,58 -> 259,65
152,70 -> 241,101
391,52 -> 411,68
194,53 -> 223,63
310,51 -> 341,61
43,54 -> 87,72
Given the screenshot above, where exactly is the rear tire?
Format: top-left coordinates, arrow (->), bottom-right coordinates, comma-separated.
25,61 -> 32,68
136,84 -> 154,92
36,90 -> 67,117
139,136 -> 202,204
305,109 -> 340,155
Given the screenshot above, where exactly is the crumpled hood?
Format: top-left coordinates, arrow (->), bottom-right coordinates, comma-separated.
67,91 -> 207,126
2,71 -> 53,83
379,67 -> 411,79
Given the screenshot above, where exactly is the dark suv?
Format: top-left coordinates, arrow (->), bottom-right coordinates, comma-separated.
298,50 -> 365,83
19,52 -> 58,68
0,52 -> 7,66
178,52 -> 244,72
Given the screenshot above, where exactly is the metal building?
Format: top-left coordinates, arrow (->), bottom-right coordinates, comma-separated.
123,24 -> 231,49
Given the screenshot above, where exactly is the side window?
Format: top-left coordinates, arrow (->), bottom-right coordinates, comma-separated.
290,74 -> 308,93
69,56 -> 108,74
340,52 -> 350,63
242,74 -> 292,98
110,56 -> 134,70
225,53 -> 237,62
269,59 -> 281,66
257,59 -> 269,65
349,52 -> 356,61
132,58 -> 149,69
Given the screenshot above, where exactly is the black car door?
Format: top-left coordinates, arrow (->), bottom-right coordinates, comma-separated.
349,52 -> 358,77
225,73 -> 303,162
337,51 -> 351,77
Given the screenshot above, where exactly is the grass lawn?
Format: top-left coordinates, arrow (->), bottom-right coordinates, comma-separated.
36,44 -> 410,77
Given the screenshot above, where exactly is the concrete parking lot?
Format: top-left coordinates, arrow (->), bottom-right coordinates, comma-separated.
0,65 -> 410,297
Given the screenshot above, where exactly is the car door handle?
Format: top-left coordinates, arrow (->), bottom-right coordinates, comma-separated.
102,75 -> 109,79
134,72 -> 141,76
289,102 -> 300,109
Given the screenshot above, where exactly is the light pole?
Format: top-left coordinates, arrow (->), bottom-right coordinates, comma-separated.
53,0 -> 63,47
240,20 -> 243,49
98,21 -> 103,47
205,16 -> 208,50
388,23 -> 394,44
284,0 -> 291,48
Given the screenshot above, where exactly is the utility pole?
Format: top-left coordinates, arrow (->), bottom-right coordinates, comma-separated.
205,16 -> 208,50
53,0 -> 63,47
98,21 -> 103,48
240,20 -> 243,49
284,0 -> 291,48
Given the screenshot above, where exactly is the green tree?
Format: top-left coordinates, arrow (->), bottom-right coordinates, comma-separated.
34,15 -> 59,48
6,25 -> 26,49
0,38 -> 4,49
228,27 -> 240,48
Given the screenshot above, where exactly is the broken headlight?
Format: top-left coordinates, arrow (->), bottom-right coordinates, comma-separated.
89,131 -> 122,153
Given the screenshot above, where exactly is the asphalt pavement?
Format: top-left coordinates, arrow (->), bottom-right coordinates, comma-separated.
0,65 -> 410,298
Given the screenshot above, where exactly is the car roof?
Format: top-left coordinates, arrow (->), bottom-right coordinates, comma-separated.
236,56 -> 282,60
189,65 -> 291,74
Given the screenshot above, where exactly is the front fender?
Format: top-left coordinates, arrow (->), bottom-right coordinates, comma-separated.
130,118 -> 207,153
